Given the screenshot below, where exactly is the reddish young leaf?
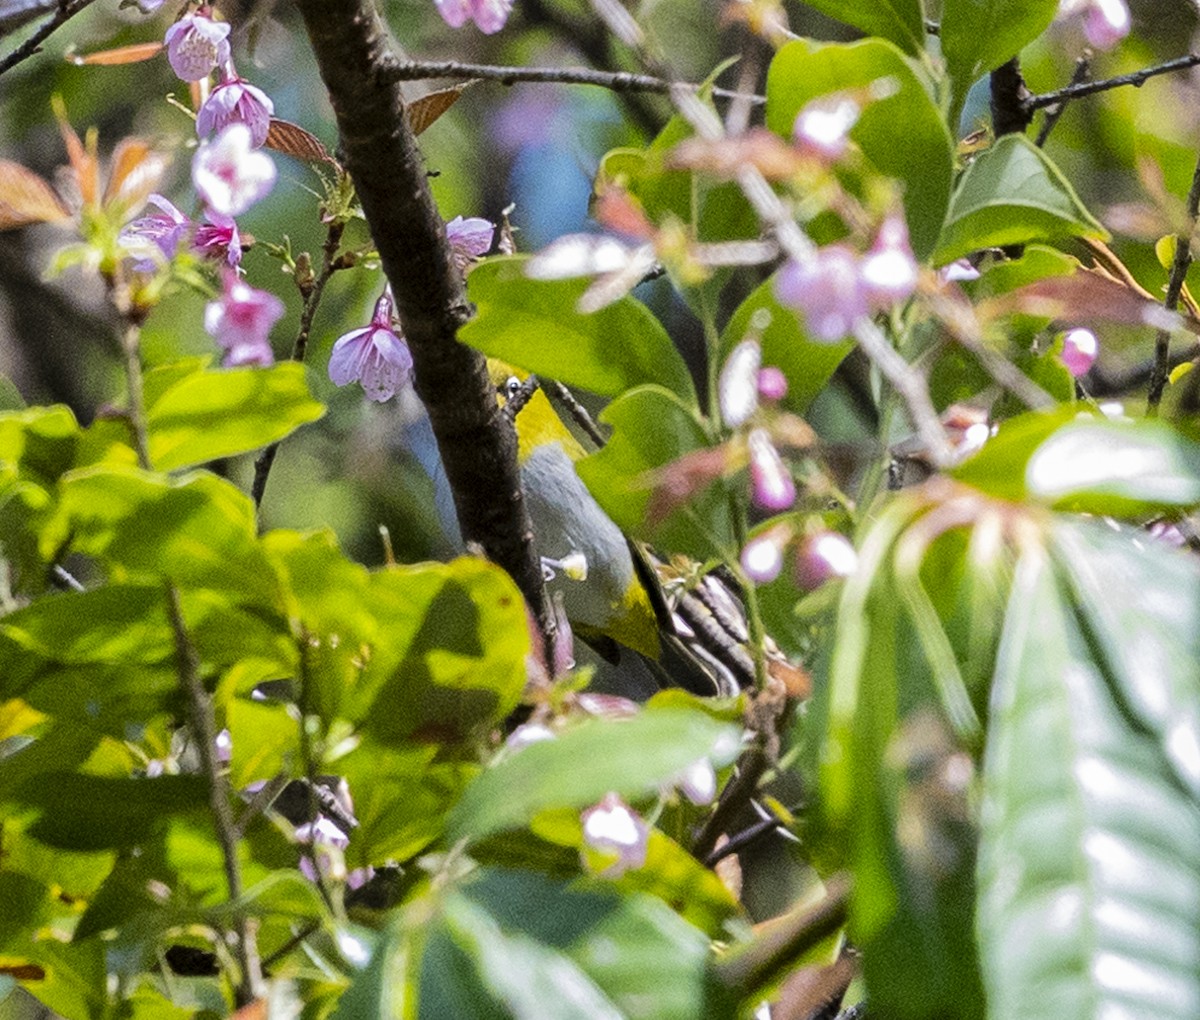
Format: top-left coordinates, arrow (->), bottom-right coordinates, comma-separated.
52,97 -> 98,208
0,160 -> 69,230
66,40 -> 165,65
407,83 -> 471,136
103,137 -> 168,211
264,118 -> 337,165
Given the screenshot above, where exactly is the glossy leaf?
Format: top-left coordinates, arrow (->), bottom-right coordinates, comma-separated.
933,135 -> 1108,265
1025,418 -> 1200,514
145,362 -> 324,471
766,39 -> 954,258
795,0 -> 924,55
1053,519 -> 1200,799
978,548 -> 1200,1020
940,0 -> 1058,113
448,709 -> 742,841
576,385 -> 736,562
460,256 -> 695,404
720,277 -> 852,414
949,407 -> 1079,502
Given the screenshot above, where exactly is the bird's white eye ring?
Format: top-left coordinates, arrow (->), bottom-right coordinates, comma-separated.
505,376 -> 522,398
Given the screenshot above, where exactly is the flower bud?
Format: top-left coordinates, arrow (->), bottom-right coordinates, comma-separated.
794,531 -> 857,590
581,793 -> 649,877
719,338 -> 762,427
748,428 -> 795,511
1060,328 -> 1098,377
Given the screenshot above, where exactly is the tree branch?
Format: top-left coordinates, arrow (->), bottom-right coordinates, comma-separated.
293,0 -> 552,646
0,0 -> 96,76
1035,55 -> 1090,147
1024,52 -> 1200,113
1148,150 -> 1200,410
376,55 -> 764,106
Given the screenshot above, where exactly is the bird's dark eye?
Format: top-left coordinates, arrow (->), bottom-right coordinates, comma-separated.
505,377 -> 522,398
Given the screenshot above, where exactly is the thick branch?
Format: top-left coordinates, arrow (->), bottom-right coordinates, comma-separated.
294,0 -> 550,640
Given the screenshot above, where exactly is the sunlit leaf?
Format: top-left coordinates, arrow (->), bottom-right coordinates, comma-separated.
0,160 -> 69,230
264,119 -> 337,165
794,0 -> 924,54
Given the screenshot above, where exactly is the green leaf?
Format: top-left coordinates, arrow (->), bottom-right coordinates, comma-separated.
766,39 -> 954,259
52,466 -> 281,605
940,0 -> 1058,115
933,134 -> 1108,265
16,773 -> 208,850
794,0 -> 924,54
448,709 -> 742,841
949,406 -> 1078,502
576,385 -> 736,562
0,374 -> 25,412
978,548 -> 1200,1020
146,362 -> 324,471
1052,519 -> 1200,799
433,869 -> 722,1019
720,277 -> 852,414
460,256 -> 695,405
1025,418 -> 1200,514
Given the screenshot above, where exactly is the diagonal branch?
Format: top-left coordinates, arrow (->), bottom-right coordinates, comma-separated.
293,0 -> 552,645
1023,52 -> 1200,113
0,0 -> 96,76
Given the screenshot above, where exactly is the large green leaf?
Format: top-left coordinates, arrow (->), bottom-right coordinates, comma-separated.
933,134 -> 1108,265
977,548 -> 1200,1020
1025,418 -> 1200,514
720,277 -> 852,415
796,0 -> 925,55
575,385 -> 736,562
460,256 -> 695,404
16,773 -> 209,850
940,0 -> 1058,115
766,39 -> 954,259
1053,519 -> 1200,798
145,361 -> 324,471
448,709 -> 742,841
431,869 -> 721,1019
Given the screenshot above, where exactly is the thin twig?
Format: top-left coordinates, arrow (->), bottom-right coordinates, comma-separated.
693,745 -> 768,861
168,585 -> 264,1006
1024,52 -> 1200,113
547,380 -> 606,447
376,56 -> 764,106
252,220 -> 346,510
1148,150 -> 1200,410
1035,56 -> 1090,147
501,373 -> 541,421
0,0 -> 95,76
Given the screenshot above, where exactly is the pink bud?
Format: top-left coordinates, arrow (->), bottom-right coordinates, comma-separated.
794,532 -> 857,591
1083,0 -> 1130,49
757,366 -> 788,403
939,258 -> 980,283
203,270 -> 282,367
1060,328 -> 1098,377
748,429 -> 795,511
581,793 -> 649,877
740,530 -> 786,583
719,338 -> 762,428
860,216 -> 918,310
434,0 -> 514,33
670,759 -> 717,806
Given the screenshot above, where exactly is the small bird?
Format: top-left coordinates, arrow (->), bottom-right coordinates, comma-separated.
490,361 -> 661,661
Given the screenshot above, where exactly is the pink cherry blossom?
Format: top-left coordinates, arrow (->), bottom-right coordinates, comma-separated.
748,428 -> 795,511
328,292 -> 413,402
1061,327 -> 1098,377
196,67 -> 274,148
120,193 -> 191,267
581,793 -> 649,877
740,529 -> 786,583
775,245 -> 869,343
163,11 -> 231,82
434,0 -> 513,34
445,215 -> 495,270
193,212 -> 242,267
204,271 -> 282,367
192,123 -> 276,217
